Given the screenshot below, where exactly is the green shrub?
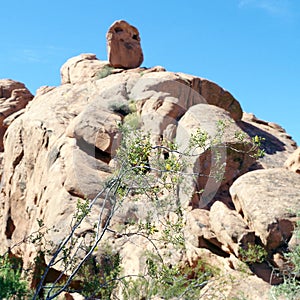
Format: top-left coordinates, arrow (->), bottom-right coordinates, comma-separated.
95,65 -> 115,79
271,217 -> 300,300
0,254 -> 31,299
122,257 -> 215,300
239,244 -> 268,264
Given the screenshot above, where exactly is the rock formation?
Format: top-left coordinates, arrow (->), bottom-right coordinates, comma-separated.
284,147 -> 300,173
0,49 -> 298,299
0,79 -> 33,151
106,20 -> 144,68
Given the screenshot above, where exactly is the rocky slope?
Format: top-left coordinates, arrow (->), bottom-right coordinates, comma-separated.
0,53 -> 299,299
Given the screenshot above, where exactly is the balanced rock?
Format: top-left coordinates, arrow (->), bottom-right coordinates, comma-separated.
106,20 -> 143,69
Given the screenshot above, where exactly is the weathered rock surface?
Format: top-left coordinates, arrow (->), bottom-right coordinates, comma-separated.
184,209 -> 223,253
230,168 -> 300,250
239,112 -> 297,169
176,104 -> 255,208
106,20 -> 143,69
60,53 -> 111,84
284,147 -> 300,174
199,269 -> 272,300
0,53 -> 298,298
209,201 -> 256,257
0,79 -> 33,151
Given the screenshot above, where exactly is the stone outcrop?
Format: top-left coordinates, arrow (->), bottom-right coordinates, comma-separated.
0,79 -> 33,151
60,53 -> 111,84
209,201 -> 256,257
176,104 -> 255,208
106,20 -> 143,69
0,52 -> 298,298
230,168 -> 300,250
239,112 -> 297,169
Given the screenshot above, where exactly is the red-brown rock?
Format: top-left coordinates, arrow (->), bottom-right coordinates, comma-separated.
106,20 -> 143,69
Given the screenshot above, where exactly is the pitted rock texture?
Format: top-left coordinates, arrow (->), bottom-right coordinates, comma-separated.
106,20 -> 144,68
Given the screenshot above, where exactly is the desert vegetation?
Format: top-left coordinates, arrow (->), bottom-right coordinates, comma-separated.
0,117 -> 283,300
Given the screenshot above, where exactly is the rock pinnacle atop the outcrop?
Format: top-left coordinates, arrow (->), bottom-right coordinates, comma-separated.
106,20 -> 144,69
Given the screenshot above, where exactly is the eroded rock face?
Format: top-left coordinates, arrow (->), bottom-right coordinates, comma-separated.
176,104 -> 255,208
0,79 -> 33,151
106,20 -> 143,69
209,201 -> 256,257
230,168 -> 300,250
60,53 -> 111,84
0,54 -> 298,297
239,113 -> 297,169
284,147 -> 300,174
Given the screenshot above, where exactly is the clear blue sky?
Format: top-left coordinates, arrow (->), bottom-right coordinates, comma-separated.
1,0 -> 299,144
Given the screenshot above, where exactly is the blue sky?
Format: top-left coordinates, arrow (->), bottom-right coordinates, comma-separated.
1,0 -> 299,144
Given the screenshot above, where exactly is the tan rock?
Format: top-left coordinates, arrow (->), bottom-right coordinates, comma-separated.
184,247 -> 272,299
176,104 -> 255,208
230,168 -> 300,250
130,72 -> 243,147
199,270 -> 272,300
240,112 -> 297,169
0,56 -> 297,296
187,74 -> 242,120
284,147 -> 300,174
60,53 -> 111,84
0,79 -> 33,151
36,85 -> 56,96
184,209 -> 222,251
106,20 -> 143,69
66,105 -> 121,155
209,201 -> 256,257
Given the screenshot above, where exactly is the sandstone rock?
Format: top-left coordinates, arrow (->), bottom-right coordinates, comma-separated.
106,20 -> 143,69
184,247 -> 272,299
199,270 -> 272,300
284,147 -> 300,174
0,79 -> 33,151
36,85 -> 56,96
0,54 -> 297,297
131,72 -> 243,142
66,105 -> 121,155
230,168 -> 300,251
176,104 -> 255,208
209,201 -> 256,257
0,78 -> 28,98
60,53 -> 111,84
240,112 -> 297,169
178,72 -> 243,120
184,209 -> 223,253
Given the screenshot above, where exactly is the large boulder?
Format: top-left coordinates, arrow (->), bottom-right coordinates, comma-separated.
230,168 -> 300,251
176,104 -> 255,208
239,112 -> 297,169
209,201 -> 256,257
106,20 -> 144,69
60,53 -> 111,84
